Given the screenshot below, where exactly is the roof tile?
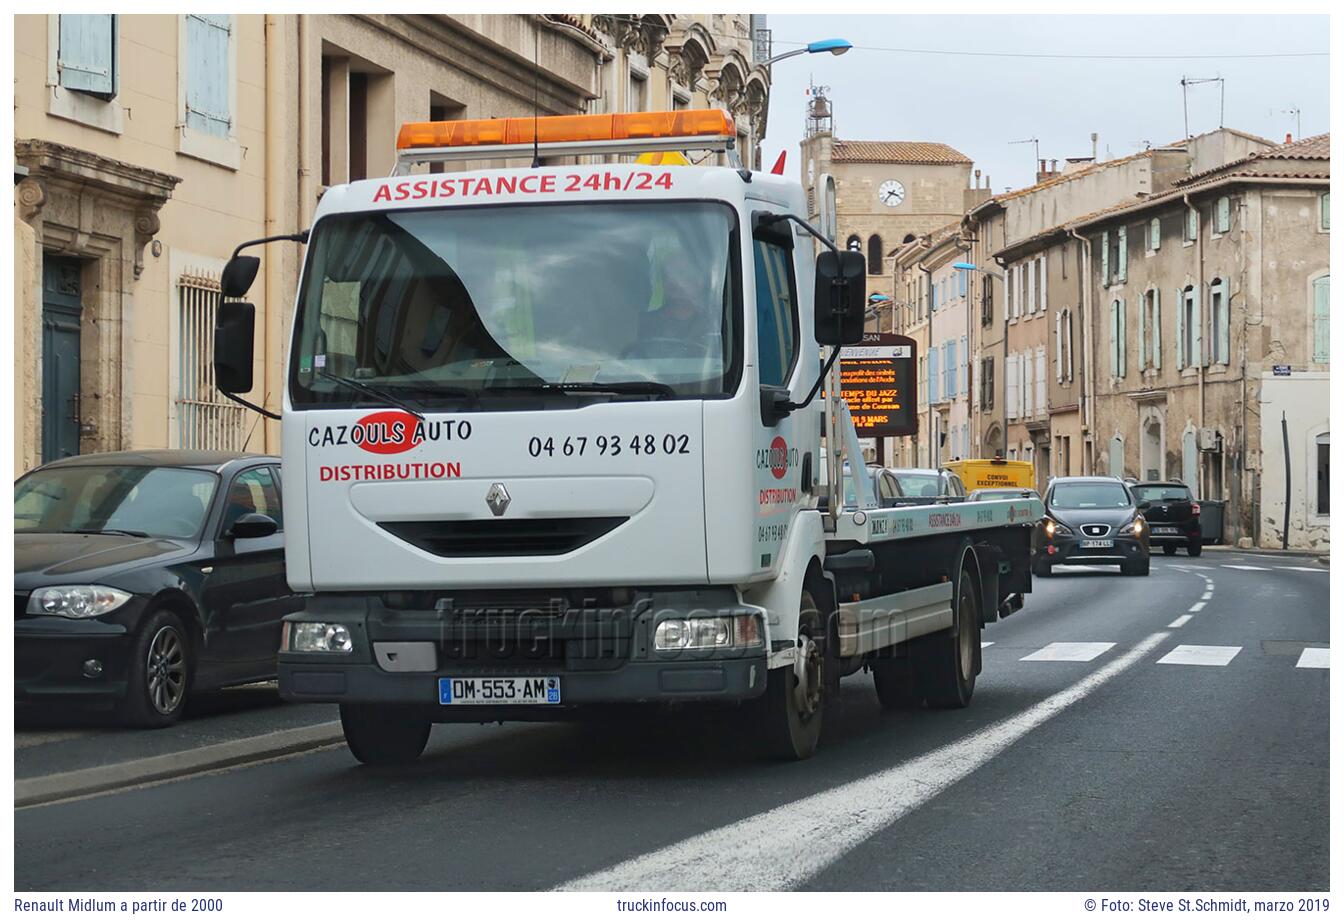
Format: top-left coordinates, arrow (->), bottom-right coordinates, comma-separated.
830,139 -> 972,165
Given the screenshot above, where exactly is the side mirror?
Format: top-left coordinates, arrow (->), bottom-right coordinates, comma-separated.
229,512 -> 278,540
221,255 -> 261,298
814,250 -> 867,345
215,301 -> 257,394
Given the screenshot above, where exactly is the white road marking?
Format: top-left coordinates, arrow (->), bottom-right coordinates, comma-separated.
1188,601 -> 1206,612
1020,641 -> 1116,662
1296,647 -> 1329,669
1157,644 -> 1242,667
1200,592 -> 1213,600
1277,565 -> 1329,573
559,632 -> 1171,892
1221,564 -> 1272,571
1167,615 -> 1192,628
980,642 -> 994,649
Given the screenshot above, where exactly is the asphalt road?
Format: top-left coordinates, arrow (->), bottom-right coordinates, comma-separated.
14,552 -> 1329,892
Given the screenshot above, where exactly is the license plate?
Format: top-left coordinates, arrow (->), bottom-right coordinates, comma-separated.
1080,538 -> 1114,549
439,676 -> 561,705
1153,526 -> 1179,535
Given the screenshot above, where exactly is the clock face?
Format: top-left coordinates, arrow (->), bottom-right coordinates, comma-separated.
878,179 -> 906,207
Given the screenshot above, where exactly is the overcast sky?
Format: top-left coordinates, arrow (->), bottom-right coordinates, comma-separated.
760,14 -> 1329,193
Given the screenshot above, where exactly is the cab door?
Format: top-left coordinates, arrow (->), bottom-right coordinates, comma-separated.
198,465 -> 293,680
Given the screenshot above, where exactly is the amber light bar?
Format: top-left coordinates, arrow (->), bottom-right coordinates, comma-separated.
396,109 -> 736,151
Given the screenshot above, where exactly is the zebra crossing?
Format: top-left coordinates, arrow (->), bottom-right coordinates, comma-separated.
991,639 -> 1328,669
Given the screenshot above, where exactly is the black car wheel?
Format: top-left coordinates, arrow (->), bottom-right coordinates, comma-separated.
1121,557 -> 1151,576
1163,545 -> 1178,556
1187,541 -> 1203,557
118,608 -> 191,728
1032,557 -> 1052,577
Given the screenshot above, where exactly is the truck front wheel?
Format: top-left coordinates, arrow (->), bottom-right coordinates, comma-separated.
916,569 -> 981,709
340,704 -> 432,765
753,590 -> 825,761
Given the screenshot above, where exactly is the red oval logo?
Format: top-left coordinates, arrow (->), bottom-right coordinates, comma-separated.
770,436 -> 789,480
351,410 -> 423,455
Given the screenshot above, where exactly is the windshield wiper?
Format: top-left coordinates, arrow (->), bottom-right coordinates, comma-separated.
484,381 -> 675,399
66,528 -> 151,538
317,369 -> 425,420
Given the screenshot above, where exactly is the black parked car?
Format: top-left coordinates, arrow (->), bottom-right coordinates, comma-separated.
1132,481 -> 1203,556
1033,476 -> 1150,577
14,451 -> 299,726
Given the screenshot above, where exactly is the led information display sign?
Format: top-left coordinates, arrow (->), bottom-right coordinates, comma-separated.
839,333 -> 917,438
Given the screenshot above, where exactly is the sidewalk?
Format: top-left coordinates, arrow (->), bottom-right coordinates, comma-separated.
15,684 -> 340,806
1202,543 -> 1329,564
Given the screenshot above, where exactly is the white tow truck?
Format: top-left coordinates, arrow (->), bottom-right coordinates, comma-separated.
213,109 -> 1043,763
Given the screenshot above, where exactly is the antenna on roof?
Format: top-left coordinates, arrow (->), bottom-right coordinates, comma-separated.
1181,75 -> 1225,138
1009,137 -> 1039,179
1280,105 -> 1302,139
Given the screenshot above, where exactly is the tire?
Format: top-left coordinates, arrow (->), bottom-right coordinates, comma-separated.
916,568 -> 980,709
1163,544 -> 1178,556
751,589 -> 825,760
1032,556 -> 1052,577
1187,541 -> 1203,557
340,704 -> 432,765
117,608 -> 192,728
1122,557 -> 1151,576
871,657 -> 921,710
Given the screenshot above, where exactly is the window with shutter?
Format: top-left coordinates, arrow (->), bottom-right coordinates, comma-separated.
58,15 -> 117,97
1026,259 -> 1036,314
1035,345 -> 1047,415
986,357 -> 995,408
1006,354 -> 1019,419
1185,207 -> 1198,242
1314,275 -> 1331,362
946,341 -> 956,397
1005,267 -> 1014,318
1150,216 -> 1161,251
1066,309 -> 1075,380
1118,297 -> 1127,377
1176,287 -> 1187,368
1015,264 -> 1024,318
1323,192 -> 1331,231
1138,292 -> 1147,370
1040,254 -> 1048,312
982,274 -> 993,325
960,336 -> 968,394
1101,231 -> 1110,284
1216,197 -> 1231,234
1210,279 -> 1229,364
1055,310 -> 1063,382
185,14 -> 233,138
1109,300 -> 1119,377
929,348 -> 939,403
1117,226 -> 1128,283
1022,351 -> 1033,418
1191,284 -> 1203,366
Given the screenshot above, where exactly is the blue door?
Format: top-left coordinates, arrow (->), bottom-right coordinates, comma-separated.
41,258 -> 83,463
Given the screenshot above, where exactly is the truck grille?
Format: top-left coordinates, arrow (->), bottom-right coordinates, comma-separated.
378,517 -> 626,557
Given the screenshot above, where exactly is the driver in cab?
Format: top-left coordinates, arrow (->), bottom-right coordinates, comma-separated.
639,251 -> 714,344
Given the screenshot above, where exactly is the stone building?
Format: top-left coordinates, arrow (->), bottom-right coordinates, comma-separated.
13,14 -> 770,473
1073,133 -> 1329,549
800,92 -> 976,308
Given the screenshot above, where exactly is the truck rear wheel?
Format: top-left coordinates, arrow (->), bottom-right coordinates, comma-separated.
753,590 -> 825,761
916,569 -> 980,709
871,658 -> 921,710
340,704 -> 432,765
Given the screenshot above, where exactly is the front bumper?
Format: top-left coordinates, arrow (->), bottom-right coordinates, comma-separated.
1043,533 -> 1148,566
14,617 -> 134,701
278,588 -> 769,719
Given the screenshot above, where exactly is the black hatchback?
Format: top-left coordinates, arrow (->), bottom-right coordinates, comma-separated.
1033,476 -> 1151,576
14,451 -> 301,726
1132,481 -> 1203,557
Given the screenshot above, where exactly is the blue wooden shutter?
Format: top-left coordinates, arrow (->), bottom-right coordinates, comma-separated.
1117,226 -> 1128,283
1118,298 -> 1127,377
186,14 -> 232,138
1176,289 -> 1186,368
1100,232 -> 1110,285
1191,284 -> 1203,366
1216,197 -> 1231,233
1313,276 -> 1330,362
1138,293 -> 1147,370
1150,217 -> 1161,251
59,15 -> 115,96
1152,289 -> 1162,370
929,347 -> 939,402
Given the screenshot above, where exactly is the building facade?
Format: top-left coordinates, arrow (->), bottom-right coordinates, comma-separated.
14,14 -> 770,474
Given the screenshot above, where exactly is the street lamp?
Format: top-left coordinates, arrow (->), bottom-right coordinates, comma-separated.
952,261 -> 1005,281
763,38 -> 853,67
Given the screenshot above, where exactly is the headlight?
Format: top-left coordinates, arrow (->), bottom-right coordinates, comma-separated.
654,615 -> 763,651
27,585 -> 132,619
1044,518 -> 1072,537
285,621 -> 353,653
1121,517 -> 1145,535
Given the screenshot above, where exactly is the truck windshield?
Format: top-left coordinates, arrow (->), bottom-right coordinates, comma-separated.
289,201 -> 740,408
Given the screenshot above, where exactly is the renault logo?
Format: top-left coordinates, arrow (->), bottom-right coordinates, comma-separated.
485,482 -> 511,516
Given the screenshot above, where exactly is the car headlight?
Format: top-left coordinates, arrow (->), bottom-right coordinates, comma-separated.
1044,518 -> 1072,537
654,615 -> 763,651
27,585 -> 133,619
1121,517 -> 1145,536
283,621 -> 354,653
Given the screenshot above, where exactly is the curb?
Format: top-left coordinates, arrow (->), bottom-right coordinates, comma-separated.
15,720 -> 343,808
